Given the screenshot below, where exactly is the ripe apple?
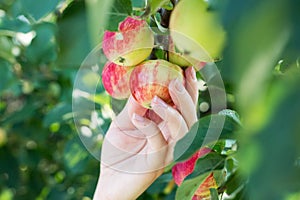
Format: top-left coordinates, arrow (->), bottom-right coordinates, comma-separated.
172,147 -> 218,199
102,16 -> 154,66
101,61 -> 133,99
129,59 -> 184,108
169,0 -> 226,62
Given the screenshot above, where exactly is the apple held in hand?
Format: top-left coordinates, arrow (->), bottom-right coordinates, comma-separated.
102,17 -> 154,66
102,61 -> 133,99
130,59 -> 184,108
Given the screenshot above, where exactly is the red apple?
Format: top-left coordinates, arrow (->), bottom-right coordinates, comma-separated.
102,61 -> 133,99
129,59 -> 184,108
172,147 -> 218,199
102,16 -> 154,66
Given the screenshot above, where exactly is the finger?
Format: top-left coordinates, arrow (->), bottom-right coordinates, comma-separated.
168,79 -> 197,129
151,96 -> 188,140
116,95 -> 147,129
185,67 -> 199,106
131,113 -> 167,150
144,109 -> 163,124
157,119 -> 188,163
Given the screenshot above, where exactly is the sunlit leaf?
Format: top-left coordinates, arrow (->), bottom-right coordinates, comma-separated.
174,114 -> 239,162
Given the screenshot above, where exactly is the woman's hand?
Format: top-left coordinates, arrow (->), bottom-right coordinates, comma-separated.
93,67 -> 198,200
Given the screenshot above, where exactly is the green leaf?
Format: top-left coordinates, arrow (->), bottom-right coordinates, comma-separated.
1,100 -> 38,124
111,98 -> 127,115
224,171 -> 246,195
0,16 -> 31,33
132,0 -> 146,8
0,146 -> 20,188
147,173 -> 173,194
19,0 -> 60,21
25,22 -> 57,64
218,109 -> 242,125
0,36 -> 15,63
210,188 -> 219,200
63,137 -> 90,174
174,115 -> 239,162
241,71 -> 300,199
222,0 -> 291,115
0,59 -> 14,94
175,172 -> 211,200
142,0 -> 171,18
113,0 -> 133,15
187,152 -> 226,179
104,0 -> 133,31
57,1 -> 92,68
43,103 -> 72,127
86,0 -> 133,45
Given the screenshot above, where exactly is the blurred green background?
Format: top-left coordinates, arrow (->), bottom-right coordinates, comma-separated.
0,0 -> 300,199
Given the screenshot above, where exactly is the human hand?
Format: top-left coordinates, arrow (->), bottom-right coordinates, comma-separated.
93,66 -> 198,200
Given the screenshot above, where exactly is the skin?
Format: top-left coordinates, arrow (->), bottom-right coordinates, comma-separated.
93,67 -> 198,200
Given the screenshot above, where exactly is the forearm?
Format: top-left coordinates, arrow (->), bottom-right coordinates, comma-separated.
93,168 -> 163,200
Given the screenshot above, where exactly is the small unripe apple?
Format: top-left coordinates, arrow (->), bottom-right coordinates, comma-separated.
168,38 -> 206,70
129,59 -> 184,108
102,61 -> 133,99
102,17 -> 154,66
169,0 -> 226,62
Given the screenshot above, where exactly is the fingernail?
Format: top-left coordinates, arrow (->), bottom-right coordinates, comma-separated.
133,113 -> 144,122
152,96 -> 168,109
174,78 -> 184,92
190,67 -> 197,81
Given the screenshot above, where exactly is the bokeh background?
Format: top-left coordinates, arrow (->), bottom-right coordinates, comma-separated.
0,0 -> 300,199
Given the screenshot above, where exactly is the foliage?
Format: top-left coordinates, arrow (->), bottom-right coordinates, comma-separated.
0,0 -> 299,200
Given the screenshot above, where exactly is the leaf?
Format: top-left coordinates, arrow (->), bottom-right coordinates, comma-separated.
24,22 -> 57,64
147,173 -> 173,194
175,172 -> 211,200
210,188 -> 219,200
111,98 -> 127,115
104,0 -> 133,31
174,114 -> 239,162
57,1 -> 92,68
63,137 -> 90,174
222,0 -> 291,115
86,0 -> 132,45
0,15 -> 31,33
0,59 -> 14,94
1,100 -> 39,124
218,109 -> 241,125
187,152 -> 226,180
240,71 -> 300,199
43,103 -> 72,127
132,0 -> 146,8
225,171 -> 245,195
0,146 -> 20,188
142,0 -> 171,18
19,0 -> 60,21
